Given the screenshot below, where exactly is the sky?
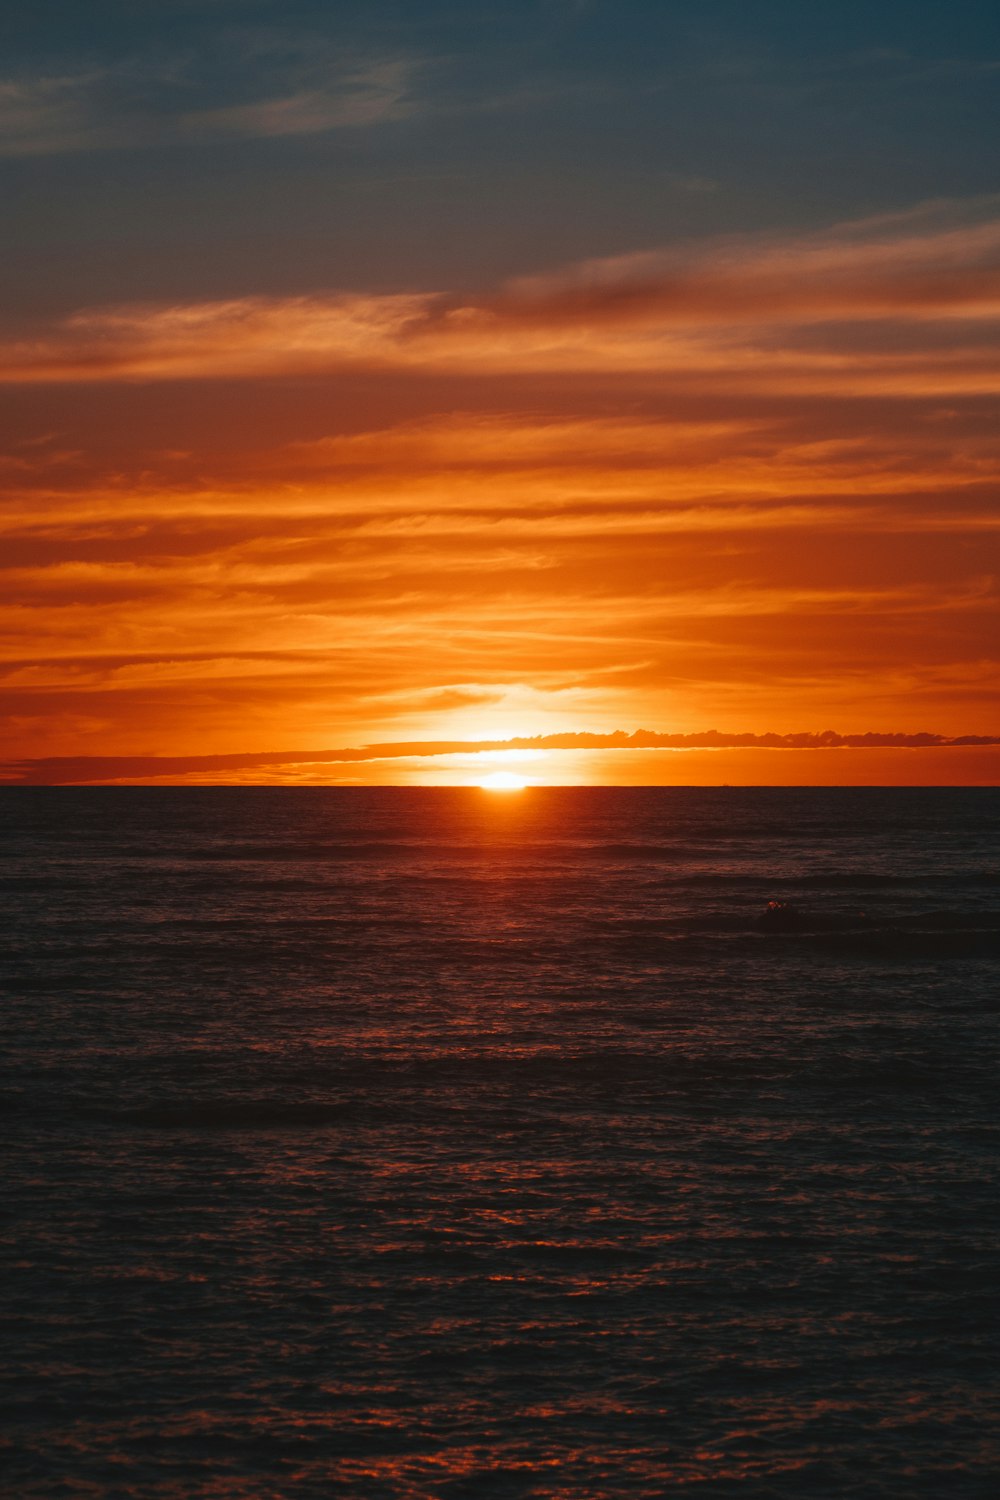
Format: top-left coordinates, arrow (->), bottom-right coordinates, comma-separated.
1,0 -> 999,785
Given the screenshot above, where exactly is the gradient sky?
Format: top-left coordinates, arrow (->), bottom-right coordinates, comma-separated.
2,0 -> 999,784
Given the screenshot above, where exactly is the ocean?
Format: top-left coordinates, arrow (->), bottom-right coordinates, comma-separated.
2,786 -> 999,1498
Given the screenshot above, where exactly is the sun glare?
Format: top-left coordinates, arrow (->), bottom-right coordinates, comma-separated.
480,771 -> 527,791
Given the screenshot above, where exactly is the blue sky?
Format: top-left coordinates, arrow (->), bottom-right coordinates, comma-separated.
4,1 -> 999,311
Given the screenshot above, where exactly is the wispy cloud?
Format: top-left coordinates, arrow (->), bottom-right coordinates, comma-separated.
2,201 -> 998,393
0,48 -> 419,157
179,58 -> 414,138
0,70 -> 113,157
1,203 -> 996,765
496,200 -> 1000,322
1,367 -> 996,760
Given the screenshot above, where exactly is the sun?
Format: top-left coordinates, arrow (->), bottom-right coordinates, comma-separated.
480,771 -> 527,791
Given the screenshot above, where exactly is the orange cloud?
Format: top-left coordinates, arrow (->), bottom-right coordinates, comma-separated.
2,202 -> 999,393
1,394 -> 997,760
1,201 -> 997,774
495,204 -> 1000,323
3,730 -> 998,787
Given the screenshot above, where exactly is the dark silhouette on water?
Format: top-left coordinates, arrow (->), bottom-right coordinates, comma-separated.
757,899 -> 805,932
757,900 -> 878,935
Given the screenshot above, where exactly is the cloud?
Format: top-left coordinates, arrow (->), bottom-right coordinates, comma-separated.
0,294 -> 429,381
0,50 -> 418,158
280,414 -> 762,470
3,729 -> 998,786
179,59 -> 414,138
0,391 -> 995,760
2,200 -> 998,393
0,71 -> 112,156
1,202 -> 996,767
495,202 -> 1000,323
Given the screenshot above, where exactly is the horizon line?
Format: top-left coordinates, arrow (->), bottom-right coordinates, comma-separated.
3,728 -> 999,786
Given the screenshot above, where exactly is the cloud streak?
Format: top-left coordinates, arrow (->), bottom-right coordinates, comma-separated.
1,383 -> 996,763
2,202 -> 998,396
0,50 -> 418,158
3,729 -> 998,786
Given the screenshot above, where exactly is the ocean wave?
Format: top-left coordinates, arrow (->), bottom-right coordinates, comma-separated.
803,929 -> 1000,960
79,1099 -> 357,1129
36,1040 -> 990,1131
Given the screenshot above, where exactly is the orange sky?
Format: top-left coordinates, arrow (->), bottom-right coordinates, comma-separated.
3,60 -> 999,785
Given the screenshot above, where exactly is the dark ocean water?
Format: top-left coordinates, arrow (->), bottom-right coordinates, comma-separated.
2,786 -> 999,1499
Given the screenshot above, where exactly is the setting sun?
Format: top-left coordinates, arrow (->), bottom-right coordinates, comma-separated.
479,771 -> 527,791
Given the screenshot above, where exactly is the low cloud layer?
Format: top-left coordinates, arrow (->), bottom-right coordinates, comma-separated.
3,730 -> 998,786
